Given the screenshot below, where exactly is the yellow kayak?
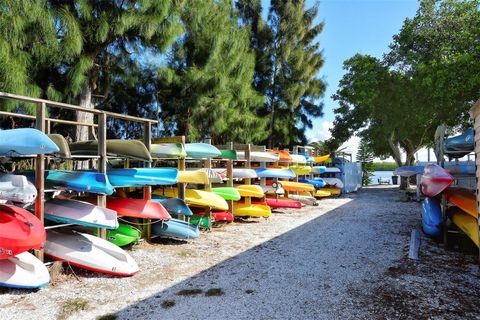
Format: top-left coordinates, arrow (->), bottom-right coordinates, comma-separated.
232,203 -> 271,218
321,187 -> 341,195
234,185 -> 265,198
314,190 -> 331,198
177,171 -> 210,185
450,208 -> 479,247
279,181 -> 315,192
153,187 -> 228,210
313,154 -> 330,163
290,165 -> 312,175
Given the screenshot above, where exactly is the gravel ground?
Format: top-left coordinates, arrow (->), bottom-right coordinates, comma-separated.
1,186 -> 479,319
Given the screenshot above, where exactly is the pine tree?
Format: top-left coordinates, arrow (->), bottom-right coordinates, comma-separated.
156,0 -> 267,144
356,138 -> 374,186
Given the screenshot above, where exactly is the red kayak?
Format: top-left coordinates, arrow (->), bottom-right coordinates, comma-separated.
106,198 -> 171,220
421,164 -> 454,197
190,208 -> 234,222
0,204 -> 46,259
237,198 -> 302,209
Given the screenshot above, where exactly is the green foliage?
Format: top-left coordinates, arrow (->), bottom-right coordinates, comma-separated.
372,162 -> 398,171
309,140 -> 347,158
356,139 -> 374,186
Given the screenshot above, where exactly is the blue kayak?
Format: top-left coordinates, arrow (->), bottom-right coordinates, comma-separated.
0,128 -> 59,156
151,218 -> 200,240
255,168 -> 296,179
444,128 -> 473,158
151,195 -> 193,216
107,168 -> 178,187
185,143 -> 221,159
422,197 -> 442,236
393,166 -> 424,177
299,178 -> 326,188
311,166 -> 327,174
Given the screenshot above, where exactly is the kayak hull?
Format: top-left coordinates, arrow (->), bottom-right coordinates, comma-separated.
185,143 -> 221,159
151,218 -> 200,240
150,143 -> 187,158
232,203 -> 271,218
0,128 -> 59,156
421,197 -> 442,237
106,198 -> 171,220
154,188 -> 229,211
265,198 -> 302,209
0,252 -> 50,289
107,168 -> 178,187
449,208 -> 479,247
0,174 -> 37,203
444,188 -> 477,219
151,196 -> 193,216
256,168 -> 296,179
70,139 -> 151,161
421,164 -> 454,197
212,187 -> 242,201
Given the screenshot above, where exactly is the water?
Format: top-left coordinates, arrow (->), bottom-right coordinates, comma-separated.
369,171 -> 395,185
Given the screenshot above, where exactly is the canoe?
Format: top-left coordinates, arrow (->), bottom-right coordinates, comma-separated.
237,151 -> 280,162
150,143 -> 186,158
256,168 -> 296,179
45,230 -> 139,276
212,211 -> 234,222
321,187 -> 341,195
270,149 -> 292,161
273,181 -> 315,192
311,166 -> 327,174
393,166 -> 424,177
88,224 -> 141,247
288,194 -> 318,206
45,198 -> 118,229
47,134 -> 71,158
185,143 -> 221,159
235,185 -> 265,198
288,154 -> 307,164
151,218 -> 200,240
421,197 -> 442,237
107,168 -> 178,187
211,168 -> 258,179
0,128 -> 59,156
0,252 -> 49,289
196,168 -> 224,183
151,196 -> 193,216
421,164 -> 454,197
444,163 -> 475,175
106,198 -> 171,220
314,190 -> 331,198
444,128 -> 474,158
0,174 -> 37,203
70,139 -> 151,161
154,187 -> 229,210
322,178 -> 344,189
178,171 -> 209,184
211,187 -> 241,201
290,165 -> 312,175
444,188 -> 476,219
189,214 -> 212,229
264,198 -> 302,209
299,178 -> 326,188
0,204 -> 46,259
312,155 -> 330,163
232,203 -> 271,218
448,207 -> 479,247
219,149 -> 237,160
324,167 -> 341,173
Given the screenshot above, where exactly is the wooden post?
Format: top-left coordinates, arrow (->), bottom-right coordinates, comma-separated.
97,113 -> 107,240
143,123 -> 152,240
468,99 -> 480,261
34,102 -> 46,261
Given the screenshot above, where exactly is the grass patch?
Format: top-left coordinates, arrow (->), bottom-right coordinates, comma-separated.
205,288 -> 224,297
176,288 -> 203,296
96,314 -> 117,320
177,249 -> 192,257
161,300 -> 176,309
57,299 -> 89,320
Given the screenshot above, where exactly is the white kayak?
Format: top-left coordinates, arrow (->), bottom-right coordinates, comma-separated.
0,174 -> 37,203
237,151 -> 280,162
261,185 -> 285,195
323,178 -> 344,188
211,168 -> 258,179
45,230 -> 139,276
288,154 -> 307,164
324,167 -> 341,173
288,194 -> 318,206
45,198 -> 118,229
0,252 -> 50,289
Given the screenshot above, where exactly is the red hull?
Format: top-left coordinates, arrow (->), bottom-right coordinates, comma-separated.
237,198 -> 302,209
0,205 -> 45,259
421,164 -> 454,197
212,211 -> 234,222
106,198 -> 171,220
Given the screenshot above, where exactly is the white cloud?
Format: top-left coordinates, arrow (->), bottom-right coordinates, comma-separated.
307,120 -> 333,142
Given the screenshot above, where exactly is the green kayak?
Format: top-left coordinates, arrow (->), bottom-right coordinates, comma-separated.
150,143 -> 187,158
47,134 -> 71,158
189,214 -> 212,229
219,149 -> 237,160
212,187 -> 241,201
70,139 -> 152,161
106,224 -> 142,247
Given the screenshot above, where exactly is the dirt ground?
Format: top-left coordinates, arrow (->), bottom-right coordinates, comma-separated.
1,186 -> 479,320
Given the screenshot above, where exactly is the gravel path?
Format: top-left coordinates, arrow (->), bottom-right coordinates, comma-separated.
2,186 -> 479,319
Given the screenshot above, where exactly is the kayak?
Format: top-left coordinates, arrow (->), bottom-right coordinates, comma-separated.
421,164 -> 454,197
321,187 -> 341,195
448,207 -> 479,247
154,187 -> 229,211
311,166 -> 327,174
0,204 -> 46,259
70,139 -> 152,161
107,168 -> 178,187
290,165 -> 312,175
0,128 -> 59,156
210,168 -> 258,179
288,154 -> 307,164
421,197 -> 442,237
45,198 -> 118,229
150,143 -> 187,158
288,194 -> 318,206
264,198 -> 302,209
212,211 -> 234,222
0,174 -> 37,203
444,128 -> 474,158
88,224 -> 141,247
235,185 -> 265,198
151,218 -> 200,240
261,185 -> 285,195
312,155 -> 330,163
211,187 -> 241,201
47,134 -> 71,158
178,171 -> 210,184
196,168 -> 224,183
106,198 -> 171,220
185,143 -> 221,159
299,178 -> 326,188
314,189 -> 331,198
269,149 -> 292,161
237,151 -> 280,162
272,180 -> 315,192
218,149 -> 237,160
0,252 -> 49,289
322,178 -> 344,189
393,166 -> 424,177
324,167 -> 341,173
45,230 -> 139,276
444,188 -> 476,219
189,214 -> 212,229
151,196 -> 193,216
256,168 -> 296,179
232,203 -> 271,218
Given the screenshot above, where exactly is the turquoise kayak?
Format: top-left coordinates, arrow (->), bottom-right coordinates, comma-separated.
151,218 -> 200,240
255,168 -> 296,179
185,143 -> 221,159
299,178 -> 326,188
107,168 -> 178,187
151,195 -> 193,216
444,128 -> 473,158
0,128 -> 59,156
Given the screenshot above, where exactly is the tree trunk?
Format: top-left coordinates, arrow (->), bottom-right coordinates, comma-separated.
76,83 -> 95,142
387,131 -> 402,167
267,98 -> 275,148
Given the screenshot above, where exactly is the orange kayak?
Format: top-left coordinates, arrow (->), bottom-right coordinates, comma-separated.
444,188 -> 477,219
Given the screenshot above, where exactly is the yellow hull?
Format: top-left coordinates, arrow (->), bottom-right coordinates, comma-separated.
314,190 -> 331,198
321,187 -> 341,195
451,208 -> 479,247
177,171 -> 210,185
290,165 -> 312,175
153,187 -> 228,210
234,185 -> 265,198
280,181 -> 315,192
312,155 -> 330,163
232,203 -> 271,218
